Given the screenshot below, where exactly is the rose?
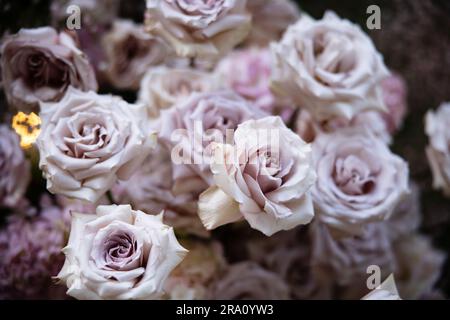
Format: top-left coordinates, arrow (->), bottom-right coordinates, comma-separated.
101,19 -> 169,90
138,66 -> 221,117
381,74 -> 408,134
311,221 -> 396,290
113,146 -> 208,238
164,240 -> 226,299
1,27 -> 97,112
198,116 -> 316,236
425,102 -> 450,197
244,0 -> 301,47
145,0 -> 251,59
215,47 -> 293,117
157,90 -> 265,187
0,125 -> 31,208
311,128 -> 409,234
207,262 -> 290,300
393,234 -> 445,299
37,87 -> 156,203
271,11 -> 389,121
57,204 -> 188,300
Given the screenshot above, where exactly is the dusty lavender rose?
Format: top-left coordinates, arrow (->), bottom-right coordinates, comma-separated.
113,146 -> 208,238
1,27 -> 97,112
0,201 -> 69,299
37,88 -> 156,203
101,19 -> 169,90
57,204 -> 188,300
198,116 -> 316,236
145,0 -> 251,59
311,221 -> 396,291
311,128 -> 409,234
164,240 -> 227,299
138,66 -> 221,117
215,47 -> 294,117
362,274 -> 402,300
207,261 -> 290,300
393,234 -> 445,299
244,0 -> 301,47
271,12 -> 389,121
247,229 -> 332,299
381,74 -> 408,134
296,109 -> 392,145
0,125 -> 30,208
158,90 -> 265,187
51,0 -> 120,27
386,182 -> 421,241
425,102 -> 450,197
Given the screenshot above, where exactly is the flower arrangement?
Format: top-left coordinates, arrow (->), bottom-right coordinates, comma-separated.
0,0 -> 448,300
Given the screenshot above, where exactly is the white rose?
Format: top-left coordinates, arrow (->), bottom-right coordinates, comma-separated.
37,87 -> 156,203
271,11 -> 389,121
198,116 -> 316,236
57,204 -> 188,300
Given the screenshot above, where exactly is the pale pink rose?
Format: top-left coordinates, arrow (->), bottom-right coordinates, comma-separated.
215,47 -> 294,117
37,88 -> 156,203
381,74 -> 408,134
244,0 -> 301,47
57,204 -> 188,300
311,128 -> 409,234
247,229 -> 333,299
198,116 -> 316,236
164,240 -> 227,300
101,19 -> 169,90
393,234 -> 445,299
271,12 -> 389,121
311,221 -> 396,290
145,0 -> 251,59
138,66 -> 221,117
207,261 -> 290,300
296,109 -> 392,144
113,146 -> 208,238
362,274 -> 402,300
425,102 -> 450,197
157,91 -> 265,187
0,125 -> 30,208
1,27 -> 97,112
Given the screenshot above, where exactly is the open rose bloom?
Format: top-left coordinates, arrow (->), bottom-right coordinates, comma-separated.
57,204 -> 187,300
145,0 -> 251,59
1,27 -> 97,112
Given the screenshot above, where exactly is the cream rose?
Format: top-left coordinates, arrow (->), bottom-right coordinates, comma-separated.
271,11 -> 389,121
145,0 -> 251,59
57,204 -> 187,300
198,116 -> 316,236
311,128 -> 409,234
138,66 -> 221,117
1,27 -> 97,112
425,102 -> 450,197
37,88 -> 156,203
101,19 -> 169,90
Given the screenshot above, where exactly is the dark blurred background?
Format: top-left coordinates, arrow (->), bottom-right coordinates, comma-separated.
1,0 -> 450,296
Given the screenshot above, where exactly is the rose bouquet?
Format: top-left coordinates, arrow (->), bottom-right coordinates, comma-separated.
0,0 -> 447,300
